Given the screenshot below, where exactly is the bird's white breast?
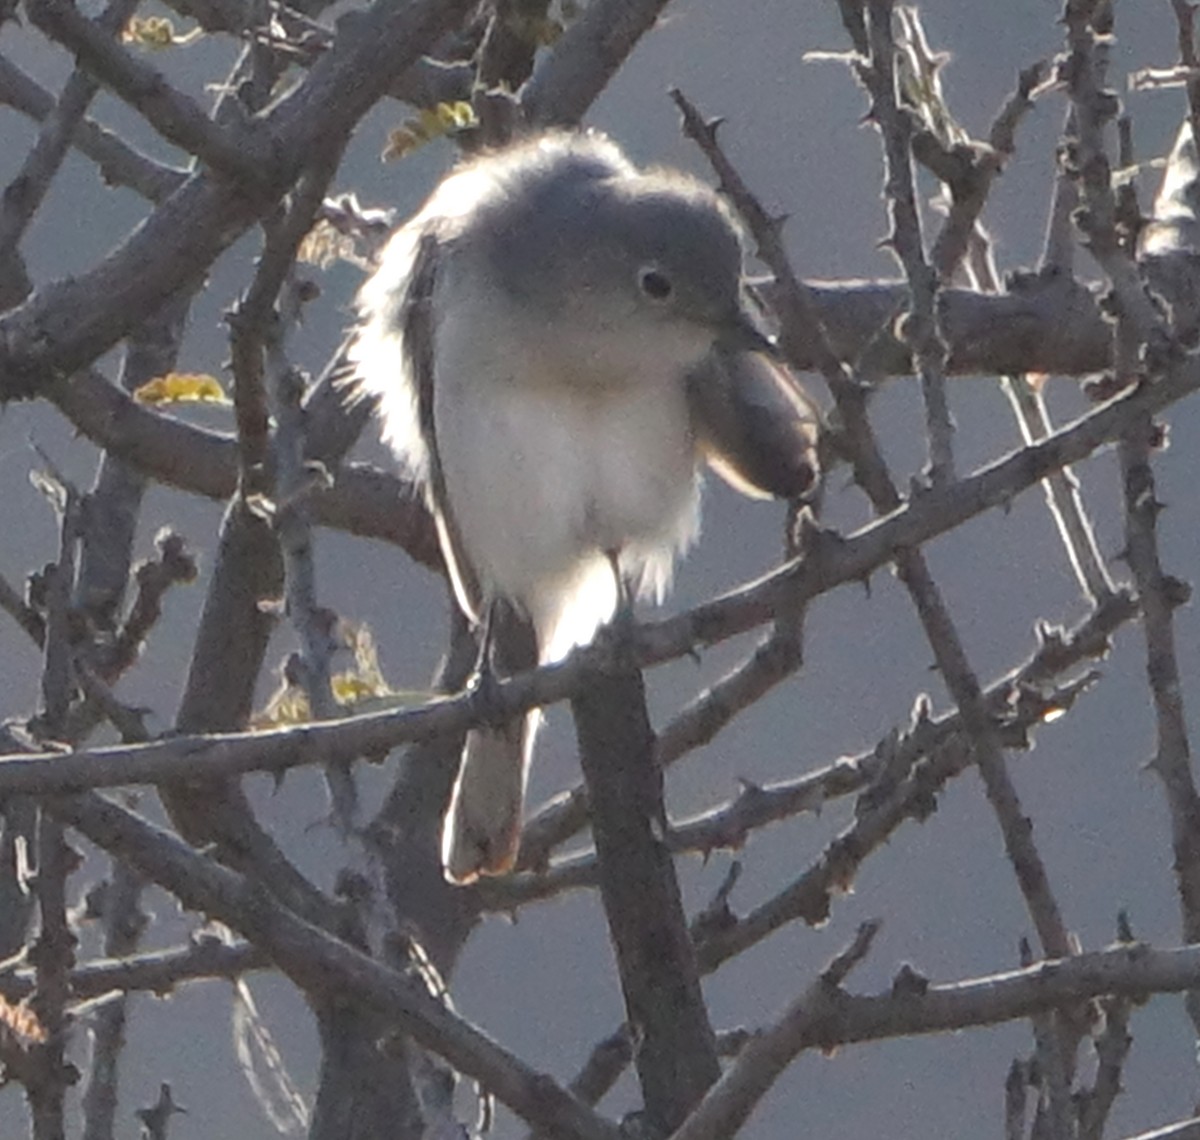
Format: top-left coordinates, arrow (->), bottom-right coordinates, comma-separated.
432,274 -> 700,660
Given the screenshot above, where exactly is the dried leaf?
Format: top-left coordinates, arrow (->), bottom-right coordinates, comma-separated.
0,993 -> 46,1046
121,15 -> 203,49
297,219 -> 355,269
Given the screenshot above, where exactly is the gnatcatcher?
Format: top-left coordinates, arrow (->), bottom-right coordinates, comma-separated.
351,131 -> 818,883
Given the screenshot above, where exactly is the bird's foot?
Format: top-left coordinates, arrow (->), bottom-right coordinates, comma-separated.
465,653 -> 510,730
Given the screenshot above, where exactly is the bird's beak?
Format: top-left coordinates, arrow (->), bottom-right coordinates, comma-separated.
716,308 -> 782,359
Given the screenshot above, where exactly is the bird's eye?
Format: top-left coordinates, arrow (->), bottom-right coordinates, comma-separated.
638,267 -> 673,301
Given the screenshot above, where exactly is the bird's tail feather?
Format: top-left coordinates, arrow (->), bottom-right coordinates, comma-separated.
441,711 -> 539,884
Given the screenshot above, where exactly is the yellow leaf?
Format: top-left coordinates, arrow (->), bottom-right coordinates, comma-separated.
133,373 -> 230,406
253,685 -> 311,728
252,623 -> 428,727
121,15 -> 203,49
382,102 -> 477,162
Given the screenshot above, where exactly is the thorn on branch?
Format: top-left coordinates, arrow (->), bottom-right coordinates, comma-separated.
889,961 -> 929,998
689,861 -> 742,943
822,918 -> 882,988
136,1082 -> 186,1140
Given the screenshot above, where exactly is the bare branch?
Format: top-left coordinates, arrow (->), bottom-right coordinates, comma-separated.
1116,1117 -> 1200,1140
670,920 -> 881,1140
929,56 -> 1047,281
0,359 -> 1193,806
0,569 -> 45,646
0,0 -> 139,261
46,365 -> 442,560
571,662 -> 719,1132
1001,373 -> 1117,603
26,491 -> 83,1138
24,0 -> 271,184
521,0 -> 671,127
484,594 -> 1130,919
1061,0 -> 1170,348
50,791 -> 625,1140
0,53 -> 184,203
0,934 -> 263,1006
680,60 -> 1075,960
1171,0 -> 1200,160
1077,996 -> 1132,1140
1119,415 -> 1200,1020
863,0 -> 954,481
0,0 -> 474,395
79,862 -> 148,1140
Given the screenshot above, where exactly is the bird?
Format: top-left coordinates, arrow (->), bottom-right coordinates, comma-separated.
350,130 -> 819,883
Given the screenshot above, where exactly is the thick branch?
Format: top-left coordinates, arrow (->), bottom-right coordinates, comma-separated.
0,53 -> 184,203
571,664 -> 719,1131
521,0 -> 671,126
24,0 -> 269,184
0,0 -> 473,396
700,940 -> 1200,1057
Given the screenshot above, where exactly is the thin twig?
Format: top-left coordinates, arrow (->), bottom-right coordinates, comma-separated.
1077,996 -> 1132,1140
862,0 -> 954,482
26,489 -> 83,1140
1060,0 -> 1170,349
484,595 -> 1128,924
50,791 -> 624,1140
988,168 -> 1115,603
24,0 -> 271,185
0,934 -> 265,1005
908,55 -> 1115,605
1113,1117 -> 1200,1140
1001,373 -> 1116,603
241,152 -> 353,824
0,570 -> 45,646
0,53 -> 183,203
0,0 -> 139,258
100,530 -> 198,683
680,55 -> 1074,960
79,860 -> 148,1140
669,920 -> 882,1140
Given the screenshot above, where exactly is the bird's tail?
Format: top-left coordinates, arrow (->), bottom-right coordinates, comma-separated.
440,561 -> 623,884
441,603 -> 540,884
441,712 -> 539,883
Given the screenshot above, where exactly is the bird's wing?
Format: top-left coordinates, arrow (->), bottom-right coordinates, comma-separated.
403,233 -> 484,624
348,222 -> 484,625
687,348 -> 821,502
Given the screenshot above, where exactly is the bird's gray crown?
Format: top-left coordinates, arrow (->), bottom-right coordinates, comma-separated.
446,132 -> 748,332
